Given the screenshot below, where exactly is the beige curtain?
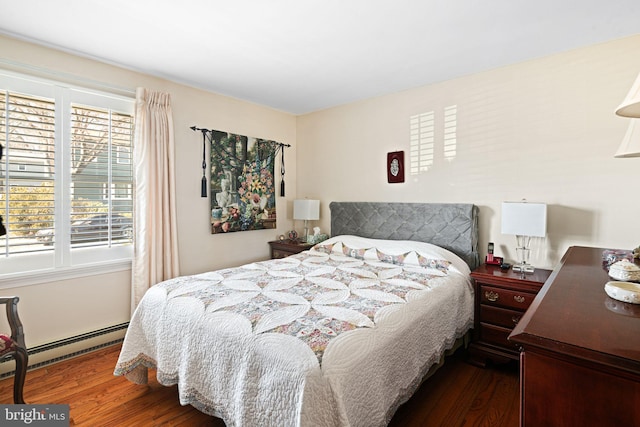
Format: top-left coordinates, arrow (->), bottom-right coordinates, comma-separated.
131,88 -> 180,311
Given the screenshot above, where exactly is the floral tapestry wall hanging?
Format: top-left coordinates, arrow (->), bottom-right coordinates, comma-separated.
205,129 -> 280,234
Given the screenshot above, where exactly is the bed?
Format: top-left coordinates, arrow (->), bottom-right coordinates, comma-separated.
114,202 -> 479,426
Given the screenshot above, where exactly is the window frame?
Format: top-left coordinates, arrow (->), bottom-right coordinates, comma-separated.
0,70 -> 135,287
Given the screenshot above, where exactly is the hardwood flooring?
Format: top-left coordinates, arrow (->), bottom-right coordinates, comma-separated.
0,344 -> 519,426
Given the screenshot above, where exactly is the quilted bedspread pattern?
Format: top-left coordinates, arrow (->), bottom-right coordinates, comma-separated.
114,237 -> 474,427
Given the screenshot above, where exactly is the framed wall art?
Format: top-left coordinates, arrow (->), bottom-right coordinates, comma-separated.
206,129 -> 280,234
387,151 -> 405,183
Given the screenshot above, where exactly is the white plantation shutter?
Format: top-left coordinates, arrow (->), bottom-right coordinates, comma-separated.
0,71 -> 134,275
0,91 -> 56,255
69,105 -> 133,247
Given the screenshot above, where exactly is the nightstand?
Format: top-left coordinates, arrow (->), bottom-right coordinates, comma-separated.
468,264 -> 551,367
268,240 -> 313,259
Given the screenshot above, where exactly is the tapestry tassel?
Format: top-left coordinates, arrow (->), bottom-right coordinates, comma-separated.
201,176 -> 207,198
200,129 -> 207,198
280,147 -> 285,197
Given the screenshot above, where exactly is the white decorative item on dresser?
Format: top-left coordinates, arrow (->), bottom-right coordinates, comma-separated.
608,259 -> 640,282
604,280 -> 640,304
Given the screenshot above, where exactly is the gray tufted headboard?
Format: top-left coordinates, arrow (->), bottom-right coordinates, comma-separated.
330,202 -> 480,270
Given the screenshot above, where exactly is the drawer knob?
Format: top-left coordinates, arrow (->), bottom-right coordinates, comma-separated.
512,315 -> 521,325
513,295 -> 525,303
485,290 -> 499,302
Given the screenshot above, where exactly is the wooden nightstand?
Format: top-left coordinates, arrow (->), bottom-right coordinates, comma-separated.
468,264 -> 551,367
268,240 -> 313,259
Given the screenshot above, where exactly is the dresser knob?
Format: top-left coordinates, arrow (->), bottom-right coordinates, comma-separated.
512,315 -> 521,324
514,295 -> 525,303
485,290 -> 499,302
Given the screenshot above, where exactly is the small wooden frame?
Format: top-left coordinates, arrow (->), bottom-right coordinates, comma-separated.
387,151 -> 405,183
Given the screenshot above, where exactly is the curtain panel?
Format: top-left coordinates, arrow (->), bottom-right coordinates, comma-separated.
131,88 -> 179,311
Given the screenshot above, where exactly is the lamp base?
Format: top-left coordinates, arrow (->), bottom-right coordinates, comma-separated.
302,220 -> 309,244
513,263 -> 535,273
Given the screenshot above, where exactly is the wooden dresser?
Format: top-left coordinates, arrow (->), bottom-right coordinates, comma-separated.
509,246 -> 640,427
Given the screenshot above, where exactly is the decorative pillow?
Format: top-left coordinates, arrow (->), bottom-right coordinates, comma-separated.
313,242 -> 336,254
376,249 -> 411,265
417,254 -> 452,273
342,245 -> 370,260
0,334 -> 16,356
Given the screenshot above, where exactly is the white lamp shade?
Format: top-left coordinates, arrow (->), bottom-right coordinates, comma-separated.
501,202 -> 547,237
616,72 -> 640,118
615,119 -> 640,158
293,199 -> 320,220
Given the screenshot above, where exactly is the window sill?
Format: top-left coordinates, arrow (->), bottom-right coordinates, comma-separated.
0,259 -> 132,289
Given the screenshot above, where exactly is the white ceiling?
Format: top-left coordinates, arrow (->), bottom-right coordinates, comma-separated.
1,1 -> 639,115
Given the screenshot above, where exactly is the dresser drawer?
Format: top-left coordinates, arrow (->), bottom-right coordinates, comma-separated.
479,323 -> 520,353
480,285 -> 536,311
480,305 -> 524,329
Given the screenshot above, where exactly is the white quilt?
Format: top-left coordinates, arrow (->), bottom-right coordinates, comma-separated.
114,235 -> 474,427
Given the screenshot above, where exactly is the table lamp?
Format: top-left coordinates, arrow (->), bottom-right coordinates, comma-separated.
615,72 -> 640,157
614,119 -> 640,158
615,72 -> 640,258
501,201 -> 547,273
293,199 -> 320,243
615,71 -> 640,119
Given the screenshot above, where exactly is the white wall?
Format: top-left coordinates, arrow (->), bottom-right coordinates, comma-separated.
297,34 -> 640,270
0,35 -> 298,353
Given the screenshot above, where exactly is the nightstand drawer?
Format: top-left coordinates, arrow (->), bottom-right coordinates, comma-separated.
268,240 -> 313,259
271,249 -> 290,259
479,323 -> 520,352
480,285 -> 536,311
480,305 -> 524,329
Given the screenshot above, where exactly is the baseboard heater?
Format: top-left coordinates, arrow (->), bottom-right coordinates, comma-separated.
0,322 -> 129,378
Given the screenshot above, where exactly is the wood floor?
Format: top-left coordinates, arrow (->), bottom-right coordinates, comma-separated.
0,344 -> 519,426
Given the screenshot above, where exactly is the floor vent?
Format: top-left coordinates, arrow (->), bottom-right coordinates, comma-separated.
0,322 -> 128,378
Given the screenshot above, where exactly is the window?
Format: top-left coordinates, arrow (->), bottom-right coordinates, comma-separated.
0,71 -> 134,276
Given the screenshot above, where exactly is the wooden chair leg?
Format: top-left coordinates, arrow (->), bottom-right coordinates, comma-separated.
12,348 -> 27,404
